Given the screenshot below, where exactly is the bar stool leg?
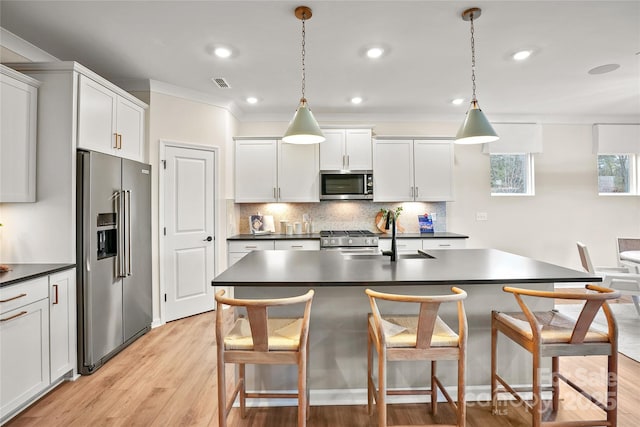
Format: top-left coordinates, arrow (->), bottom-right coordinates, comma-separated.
458,349 -> 466,427
378,349 -> 387,427
607,350 -> 618,425
551,357 -> 559,411
532,348 -> 542,427
298,348 -> 308,427
491,314 -> 498,415
431,360 -> 437,415
217,351 -> 227,427
239,363 -> 246,418
367,326 -> 374,415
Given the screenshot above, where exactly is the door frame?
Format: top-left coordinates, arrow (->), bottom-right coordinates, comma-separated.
158,140 -> 219,325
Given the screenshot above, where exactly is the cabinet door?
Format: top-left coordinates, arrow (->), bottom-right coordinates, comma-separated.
116,96 -> 144,162
413,141 -> 454,201
345,129 -> 372,170
0,71 -> 38,202
278,141 -> 319,202
0,299 -> 50,421
77,75 -> 117,155
235,140 -> 278,202
319,129 -> 345,170
373,140 -> 414,202
49,269 -> 76,382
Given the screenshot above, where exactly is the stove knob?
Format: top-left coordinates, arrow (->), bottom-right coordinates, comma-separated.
323,238 -> 328,245
365,238 -> 370,244
330,239 -> 336,244
348,239 -> 353,244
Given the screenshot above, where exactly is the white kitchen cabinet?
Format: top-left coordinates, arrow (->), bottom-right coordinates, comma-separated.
373,139 -> 453,202
227,240 -> 275,267
234,139 -> 319,202
274,240 -> 320,250
378,238 -> 422,254
422,238 -> 467,249
0,279 -> 50,422
49,269 -> 76,382
0,65 -> 40,202
320,128 -> 372,170
78,75 -> 145,161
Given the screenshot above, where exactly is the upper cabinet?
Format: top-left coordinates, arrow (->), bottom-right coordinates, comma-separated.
374,139 -> 454,202
235,139 -> 320,203
320,128 -> 372,170
0,65 -> 40,202
78,75 -> 144,161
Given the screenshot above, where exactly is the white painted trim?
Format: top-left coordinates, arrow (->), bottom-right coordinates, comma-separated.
149,79 -> 242,120
0,27 -> 58,61
158,140 -> 219,324
234,385 -> 551,408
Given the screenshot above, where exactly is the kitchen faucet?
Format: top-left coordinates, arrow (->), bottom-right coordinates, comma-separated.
382,210 -> 398,261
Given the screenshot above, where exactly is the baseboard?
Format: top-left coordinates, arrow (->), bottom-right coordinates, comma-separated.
151,318 -> 164,328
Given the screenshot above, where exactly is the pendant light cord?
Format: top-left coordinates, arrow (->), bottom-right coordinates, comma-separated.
470,13 -> 477,102
301,13 -> 307,102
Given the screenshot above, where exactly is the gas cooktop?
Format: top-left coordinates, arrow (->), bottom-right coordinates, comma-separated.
320,230 -> 378,248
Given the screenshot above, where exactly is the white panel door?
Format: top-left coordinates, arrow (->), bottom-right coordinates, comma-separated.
319,129 -> 345,170
164,145 -> 215,322
373,140 -> 414,202
345,129 -> 372,170
235,139 -> 278,202
414,141 -> 454,201
278,141 -> 319,202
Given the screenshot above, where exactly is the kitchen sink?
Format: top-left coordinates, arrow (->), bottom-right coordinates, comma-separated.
342,251 -> 435,260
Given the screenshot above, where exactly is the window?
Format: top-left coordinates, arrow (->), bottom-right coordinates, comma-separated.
598,154 -> 634,194
490,153 -> 534,195
593,124 -> 640,196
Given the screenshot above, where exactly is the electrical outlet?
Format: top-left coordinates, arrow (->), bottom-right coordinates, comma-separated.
431,212 -> 437,222
476,212 -> 488,221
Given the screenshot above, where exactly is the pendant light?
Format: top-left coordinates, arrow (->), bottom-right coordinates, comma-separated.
455,7 -> 499,145
283,6 -> 325,144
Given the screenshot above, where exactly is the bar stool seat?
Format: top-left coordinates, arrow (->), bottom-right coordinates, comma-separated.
215,289 -> 314,427
370,315 -> 460,348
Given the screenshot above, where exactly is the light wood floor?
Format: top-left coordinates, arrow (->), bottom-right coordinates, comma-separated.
7,308 -> 639,427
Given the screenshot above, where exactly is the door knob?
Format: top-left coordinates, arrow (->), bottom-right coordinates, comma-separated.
203,236 -> 213,242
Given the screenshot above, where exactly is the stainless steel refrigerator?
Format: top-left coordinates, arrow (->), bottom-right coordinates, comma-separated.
76,150 -> 152,375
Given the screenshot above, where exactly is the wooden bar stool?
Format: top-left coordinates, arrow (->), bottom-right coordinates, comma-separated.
215,289 -> 314,427
366,287 -> 468,427
491,284 -> 620,427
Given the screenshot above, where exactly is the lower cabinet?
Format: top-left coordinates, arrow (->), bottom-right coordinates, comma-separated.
0,267 -> 76,423
379,238 -> 467,253
227,239 -> 320,267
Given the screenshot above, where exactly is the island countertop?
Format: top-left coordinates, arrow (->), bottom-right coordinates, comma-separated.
213,248 -> 599,287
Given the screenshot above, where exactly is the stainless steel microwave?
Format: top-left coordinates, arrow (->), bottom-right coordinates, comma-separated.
320,170 -> 373,200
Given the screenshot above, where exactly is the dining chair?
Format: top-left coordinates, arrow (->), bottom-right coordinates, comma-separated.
366,287 -> 468,427
616,237 -> 640,273
491,284 -> 620,427
215,289 -> 314,427
578,241 -> 640,315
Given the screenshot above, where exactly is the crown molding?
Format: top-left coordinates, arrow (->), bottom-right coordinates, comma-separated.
0,27 -> 58,61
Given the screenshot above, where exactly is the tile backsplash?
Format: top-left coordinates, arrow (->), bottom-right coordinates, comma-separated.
235,201 -> 446,234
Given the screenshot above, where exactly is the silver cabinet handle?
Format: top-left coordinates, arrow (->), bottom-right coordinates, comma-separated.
273,187 -> 277,199
0,293 -> 27,303
415,186 -> 419,197
291,245 -> 303,249
346,154 -> 350,169
245,245 -> 258,249
1,311 -> 27,322
117,191 -> 126,278
126,190 -> 132,276
410,186 -> 414,197
278,187 -> 281,199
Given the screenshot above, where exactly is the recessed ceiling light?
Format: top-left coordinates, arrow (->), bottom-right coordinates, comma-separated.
451,98 -> 465,105
214,47 -> 232,58
366,47 -> 384,59
512,50 -> 532,61
588,64 -> 620,75
246,96 -> 258,104
350,96 -> 363,105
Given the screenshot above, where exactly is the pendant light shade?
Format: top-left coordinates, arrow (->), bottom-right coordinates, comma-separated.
283,6 -> 325,144
455,7 -> 499,145
283,98 -> 325,144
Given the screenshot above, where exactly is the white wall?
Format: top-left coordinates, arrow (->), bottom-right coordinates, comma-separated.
146,91 -> 238,324
238,120 -> 640,269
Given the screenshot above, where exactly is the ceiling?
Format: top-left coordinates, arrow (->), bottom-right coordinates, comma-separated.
1,1 -> 639,122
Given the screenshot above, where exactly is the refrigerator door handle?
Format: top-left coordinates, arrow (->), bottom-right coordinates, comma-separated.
117,190 -> 126,278
126,190 -> 132,276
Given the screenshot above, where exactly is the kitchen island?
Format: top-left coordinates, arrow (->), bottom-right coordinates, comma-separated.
212,248 -> 599,405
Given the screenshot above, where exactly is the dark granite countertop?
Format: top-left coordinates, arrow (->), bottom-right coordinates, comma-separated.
227,232 -> 468,241
212,248 -> 599,287
0,263 -> 76,287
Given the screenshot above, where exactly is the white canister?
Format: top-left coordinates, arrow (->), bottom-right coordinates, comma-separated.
294,222 -> 302,234
286,224 -> 294,235
280,220 -> 289,234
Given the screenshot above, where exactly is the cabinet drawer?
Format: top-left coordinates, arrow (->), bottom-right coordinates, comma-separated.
0,277 -> 48,315
274,240 -> 320,251
422,239 -> 467,249
379,238 -> 422,253
228,240 -> 274,252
